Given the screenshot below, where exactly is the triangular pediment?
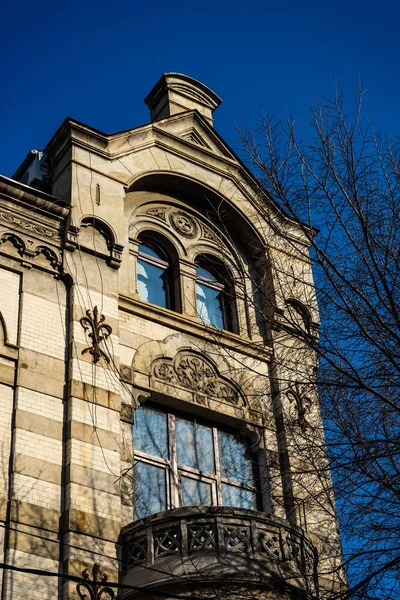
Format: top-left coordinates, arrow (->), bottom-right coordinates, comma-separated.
153,111 -> 237,160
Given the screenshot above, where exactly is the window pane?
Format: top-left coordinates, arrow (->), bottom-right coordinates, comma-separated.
138,243 -> 163,261
218,431 -> 254,486
181,476 -> 212,506
221,483 -> 256,510
137,258 -> 167,307
134,461 -> 167,519
196,282 -> 224,329
176,417 -> 215,473
197,266 -> 218,282
134,407 -> 168,460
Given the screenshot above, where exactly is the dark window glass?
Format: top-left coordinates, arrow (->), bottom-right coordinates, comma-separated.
181,476 -> 212,506
137,242 -> 169,308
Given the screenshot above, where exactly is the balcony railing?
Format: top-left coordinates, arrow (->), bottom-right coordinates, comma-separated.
120,506 -> 318,599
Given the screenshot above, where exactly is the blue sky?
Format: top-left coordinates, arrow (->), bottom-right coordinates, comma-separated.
1,0 -> 399,177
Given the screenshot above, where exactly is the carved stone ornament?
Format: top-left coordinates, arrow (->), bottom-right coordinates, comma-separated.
152,350 -> 245,407
202,225 -> 220,244
142,207 -> 167,221
80,306 -> 113,364
286,383 -> 312,432
170,210 -> 198,238
0,211 -> 59,239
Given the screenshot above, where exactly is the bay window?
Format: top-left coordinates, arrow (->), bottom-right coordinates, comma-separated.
133,405 -> 259,520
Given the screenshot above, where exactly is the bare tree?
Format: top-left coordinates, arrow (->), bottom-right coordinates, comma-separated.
238,84 -> 400,600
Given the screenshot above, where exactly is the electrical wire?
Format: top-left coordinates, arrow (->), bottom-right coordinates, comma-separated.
0,561 -> 217,600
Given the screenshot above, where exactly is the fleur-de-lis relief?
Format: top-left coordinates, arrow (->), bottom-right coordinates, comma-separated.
286,383 -> 312,432
80,306 -> 112,364
76,563 -> 114,600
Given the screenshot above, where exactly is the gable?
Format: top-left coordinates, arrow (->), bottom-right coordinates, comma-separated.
153,111 -> 237,160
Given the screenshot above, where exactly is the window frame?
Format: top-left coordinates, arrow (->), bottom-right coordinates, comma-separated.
133,405 -> 260,519
137,239 -> 174,310
195,259 -> 235,332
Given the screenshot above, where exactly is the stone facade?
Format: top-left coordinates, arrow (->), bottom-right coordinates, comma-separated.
0,73 -> 344,599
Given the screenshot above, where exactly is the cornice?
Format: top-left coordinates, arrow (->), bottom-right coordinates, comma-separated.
0,176 -> 69,220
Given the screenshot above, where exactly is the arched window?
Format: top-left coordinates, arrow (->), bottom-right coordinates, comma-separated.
195,258 -> 235,331
137,240 -> 172,309
133,405 -> 259,519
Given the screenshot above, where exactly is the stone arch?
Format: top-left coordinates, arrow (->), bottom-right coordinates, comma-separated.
0,232 -> 25,256
32,245 -> 61,269
126,172 -> 266,254
67,215 -> 123,269
285,297 -> 312,333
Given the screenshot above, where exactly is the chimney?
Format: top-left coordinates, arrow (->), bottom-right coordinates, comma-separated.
144,73 -> 222,127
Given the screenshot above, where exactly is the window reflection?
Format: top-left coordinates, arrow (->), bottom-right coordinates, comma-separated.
137,242 -> 170,308
195,261 -> 235,331
134,462 -> 167,519
176,417 -> 215,473
133,406 -> 260,518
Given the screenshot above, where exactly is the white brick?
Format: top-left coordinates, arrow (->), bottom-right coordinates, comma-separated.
68,397 -> 120,433
67,483 -> 120,520
12,474 -> 61,511
14,430 -> 63,465
20,293 -> 66,359
17,388 -> 63,422
68,439 -> 120,475
70,358 -> 120,394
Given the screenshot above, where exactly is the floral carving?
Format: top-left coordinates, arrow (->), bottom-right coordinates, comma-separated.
286,383 -> 312,432
0,211 -> 59,239
170,211 -> 198,238
142,207 -> 167,221
202,225 -> 220,244
152,351 -> 245,407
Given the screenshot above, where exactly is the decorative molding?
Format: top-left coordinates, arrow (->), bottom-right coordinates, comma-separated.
120,365 -> 133,383
286,383 -> 312,432
141,207 -> 167,221
169,210 -> 198,238
202,225 -> 220,244
80,306 -> 113,364
0,210 -> 59,239
152,350 -> 245,407
120,402 -> 134,423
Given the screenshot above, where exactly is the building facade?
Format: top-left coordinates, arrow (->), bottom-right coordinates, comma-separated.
0,74 -> 343,600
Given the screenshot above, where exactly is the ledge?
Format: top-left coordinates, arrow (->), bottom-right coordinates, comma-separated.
120,506 -> 317,599
118,295 -> 273,362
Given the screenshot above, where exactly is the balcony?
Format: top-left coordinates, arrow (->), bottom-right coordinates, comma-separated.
120,506 -> 318,599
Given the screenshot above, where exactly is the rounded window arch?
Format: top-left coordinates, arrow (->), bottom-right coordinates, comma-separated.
137,236 -> 175,310
195,255 -> 237,332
